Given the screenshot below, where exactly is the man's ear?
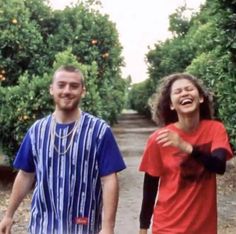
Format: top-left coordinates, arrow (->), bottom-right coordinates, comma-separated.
82,87 -> 86,98
49,84 -> 53,96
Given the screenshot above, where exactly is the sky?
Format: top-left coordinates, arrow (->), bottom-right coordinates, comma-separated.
49,0 -> 206,84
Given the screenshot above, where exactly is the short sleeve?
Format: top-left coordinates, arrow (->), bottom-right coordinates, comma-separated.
13,131 -> 35,172
97,127 -> 126,176
211,122 -> 233,160
139,132 -> 163,177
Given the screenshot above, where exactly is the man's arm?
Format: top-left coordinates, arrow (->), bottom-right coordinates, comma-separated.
0,170 -> 35,234
100,173 -> 119,234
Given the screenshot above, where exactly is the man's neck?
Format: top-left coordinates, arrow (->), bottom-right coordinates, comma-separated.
53,108 -> 81,123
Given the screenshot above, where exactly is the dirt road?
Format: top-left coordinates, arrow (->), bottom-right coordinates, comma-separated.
0,111 -> 236,233
113,111 -> 236,234
113,111 -> 157,234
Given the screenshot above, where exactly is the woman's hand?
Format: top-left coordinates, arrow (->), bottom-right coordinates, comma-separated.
156,129 -> 192,154
139,229 -> 148,234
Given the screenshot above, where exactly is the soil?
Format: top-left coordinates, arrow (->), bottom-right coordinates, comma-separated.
0,111 -> 236,234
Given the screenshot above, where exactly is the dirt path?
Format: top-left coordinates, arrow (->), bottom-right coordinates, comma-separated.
113,111 -> 157,234
113,111 -> 236,234
1,111 -> 236,233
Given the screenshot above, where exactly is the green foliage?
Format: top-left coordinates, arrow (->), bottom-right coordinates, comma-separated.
0,0 -> 126,115
128,79 -> 154,117
129,0 -> 236,148
168,6 -> 191,36
186,51 -> 221,87
129,5 -> 197,117
218,0 -> 236,64
0,72 -> 52,164
52,48 -> 103,117
1,48 -> 119,163
0,0 -> 48,85
0,1 -> 127,163
187,22 -> 219,55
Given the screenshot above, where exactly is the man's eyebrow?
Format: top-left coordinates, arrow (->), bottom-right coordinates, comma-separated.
56,81 -> 81,84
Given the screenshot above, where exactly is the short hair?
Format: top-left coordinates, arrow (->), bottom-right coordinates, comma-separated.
152,73 -> 214,126
52,65 -> 85,86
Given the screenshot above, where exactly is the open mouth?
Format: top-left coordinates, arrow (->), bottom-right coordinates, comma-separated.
180,98 -> 193,105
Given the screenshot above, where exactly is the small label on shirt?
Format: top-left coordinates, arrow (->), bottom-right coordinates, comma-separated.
74,217 -> 88,225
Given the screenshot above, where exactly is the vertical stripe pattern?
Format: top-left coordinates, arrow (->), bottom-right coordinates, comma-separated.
27,112 -> 111,234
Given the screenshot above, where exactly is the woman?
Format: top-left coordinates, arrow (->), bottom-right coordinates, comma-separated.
139,73 -> 233,234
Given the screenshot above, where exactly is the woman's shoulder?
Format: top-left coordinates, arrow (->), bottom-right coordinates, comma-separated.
201,119 -> 225,127
148,126 -> 167,140
200,119 -> 227,133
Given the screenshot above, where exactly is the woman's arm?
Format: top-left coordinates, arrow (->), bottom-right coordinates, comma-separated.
156,129 -> 228,174
139,173 -> 159,232
191,147 -> 227,174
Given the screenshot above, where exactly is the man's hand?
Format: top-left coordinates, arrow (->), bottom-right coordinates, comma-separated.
0,216 -> 14,234
99,226 -> 114,234
0,170 -> 35,234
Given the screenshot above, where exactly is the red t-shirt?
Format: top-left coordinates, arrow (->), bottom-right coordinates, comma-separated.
139,120 -> 233,234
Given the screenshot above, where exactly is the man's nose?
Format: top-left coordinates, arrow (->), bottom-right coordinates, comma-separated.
63,85 -> 71,93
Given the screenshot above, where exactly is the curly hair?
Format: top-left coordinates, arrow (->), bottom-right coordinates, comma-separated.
152,73 -> 214,126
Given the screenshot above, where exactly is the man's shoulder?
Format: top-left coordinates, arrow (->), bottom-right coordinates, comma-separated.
30,115 -> 51,130
82,112 -> 108,126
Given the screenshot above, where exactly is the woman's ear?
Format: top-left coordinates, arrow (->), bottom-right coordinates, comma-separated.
170,104 -> 175,110
199,96 -> 204,103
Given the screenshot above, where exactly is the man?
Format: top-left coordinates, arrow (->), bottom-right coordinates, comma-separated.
0,65 -> 126,234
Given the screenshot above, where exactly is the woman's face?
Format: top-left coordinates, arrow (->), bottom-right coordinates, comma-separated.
170,78 -> 203,117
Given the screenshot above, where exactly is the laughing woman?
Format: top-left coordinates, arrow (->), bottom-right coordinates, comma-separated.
139,73 -> 233,234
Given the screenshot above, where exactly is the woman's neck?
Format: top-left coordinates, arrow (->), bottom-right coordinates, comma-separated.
175,114 -> 200,132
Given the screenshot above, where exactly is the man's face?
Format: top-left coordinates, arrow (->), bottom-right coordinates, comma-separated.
50,70 -> 85,112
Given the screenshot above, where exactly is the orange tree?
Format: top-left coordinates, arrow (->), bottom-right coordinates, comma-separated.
0,49 -> 103,164
128,5 -> 195,117
128,0 -> 236,148
0,0 -> 51,85
0,0 -> 127,163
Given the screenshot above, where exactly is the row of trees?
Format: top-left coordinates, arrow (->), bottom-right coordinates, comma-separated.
128,0 -> 236,148
0,0 -> 128,163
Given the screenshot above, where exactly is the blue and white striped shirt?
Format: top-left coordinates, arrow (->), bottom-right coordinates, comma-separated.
14,112 -> 126,234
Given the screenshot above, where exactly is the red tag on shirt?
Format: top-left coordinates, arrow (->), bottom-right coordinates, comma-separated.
74,217 -> 88,225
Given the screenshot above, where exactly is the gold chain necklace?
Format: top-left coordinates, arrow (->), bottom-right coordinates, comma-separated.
50,110 -> 81,155
52,115 -> 79,139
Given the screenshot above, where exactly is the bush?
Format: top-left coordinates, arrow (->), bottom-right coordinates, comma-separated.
0,0 -> 128,163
